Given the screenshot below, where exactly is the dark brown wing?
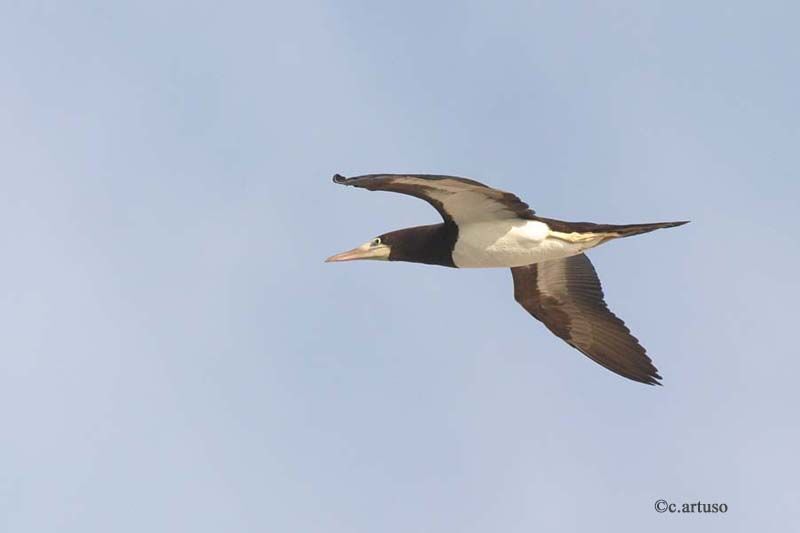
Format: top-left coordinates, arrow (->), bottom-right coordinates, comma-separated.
511,254 -> 662,385
333,173 -> 535,225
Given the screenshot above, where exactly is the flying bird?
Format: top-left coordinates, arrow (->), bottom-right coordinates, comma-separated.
326,174 -> 688,385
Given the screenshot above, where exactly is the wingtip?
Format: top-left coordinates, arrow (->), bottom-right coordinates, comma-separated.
646,370 -> 663,386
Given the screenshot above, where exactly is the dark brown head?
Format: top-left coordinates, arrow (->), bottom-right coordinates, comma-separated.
325,223 -> 457,267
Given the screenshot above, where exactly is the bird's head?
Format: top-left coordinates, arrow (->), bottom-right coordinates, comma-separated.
325,225 -> 456,267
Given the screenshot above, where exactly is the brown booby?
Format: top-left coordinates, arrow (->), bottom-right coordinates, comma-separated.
326,174 -> 688,385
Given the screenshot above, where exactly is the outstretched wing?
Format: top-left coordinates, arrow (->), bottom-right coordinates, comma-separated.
511,254 -> 662,385
333,173 -> 535,225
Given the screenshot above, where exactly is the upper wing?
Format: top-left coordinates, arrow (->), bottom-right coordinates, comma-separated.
333,173 -> 535,225
511,254 -> 662,385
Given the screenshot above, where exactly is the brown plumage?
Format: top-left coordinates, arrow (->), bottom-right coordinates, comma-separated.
328,173 -> 689,385
512,254 -> 662,385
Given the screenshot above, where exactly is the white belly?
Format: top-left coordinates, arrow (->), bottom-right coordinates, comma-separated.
452,220 -> 588,268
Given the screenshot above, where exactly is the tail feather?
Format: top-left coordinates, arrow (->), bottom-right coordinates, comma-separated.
599,220 -> 690,238
538,217 -> 690,238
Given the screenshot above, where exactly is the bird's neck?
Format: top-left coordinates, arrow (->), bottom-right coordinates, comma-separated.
389,224 -> 458,267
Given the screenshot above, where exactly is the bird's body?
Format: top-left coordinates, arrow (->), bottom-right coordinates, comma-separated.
453,219 -> 592,268
326,173 -> 688,385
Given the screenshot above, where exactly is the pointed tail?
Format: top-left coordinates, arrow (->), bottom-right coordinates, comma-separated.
599,220 -> 690,238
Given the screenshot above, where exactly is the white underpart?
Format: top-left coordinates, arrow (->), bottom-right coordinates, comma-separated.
452,220 -> 604,268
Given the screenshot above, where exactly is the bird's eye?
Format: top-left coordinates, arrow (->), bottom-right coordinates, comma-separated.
372,237 -> 381,246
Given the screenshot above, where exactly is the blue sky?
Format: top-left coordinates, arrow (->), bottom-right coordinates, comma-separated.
1,1 -> 798,531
